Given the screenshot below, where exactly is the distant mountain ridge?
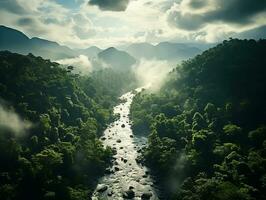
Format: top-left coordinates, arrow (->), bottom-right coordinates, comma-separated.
0,25 -> 76,60
125,42 -> 202,61
75,46 -> 102,58
1,25 -> 266,64
0,25 -> 203,63
0,25 -> 223,72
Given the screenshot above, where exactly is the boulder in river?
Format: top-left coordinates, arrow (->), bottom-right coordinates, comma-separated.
116,139 -> 121,143
121,124 -> 125,128
141,192 -> 153,199
96,184 -> 108,192
107,190 -> 113,196
114,166 -> 120,171
130,135 -> 133,138
136,157 -> 142,164
105,168 -> 112,174
142,174 -> 148,178
123,189 -> 135,199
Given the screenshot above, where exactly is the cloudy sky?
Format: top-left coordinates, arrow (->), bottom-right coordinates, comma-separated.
0,0 -> 265,48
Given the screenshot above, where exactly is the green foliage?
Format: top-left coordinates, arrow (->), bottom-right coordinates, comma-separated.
130,39 -> 266,199
0,51 -> 136,200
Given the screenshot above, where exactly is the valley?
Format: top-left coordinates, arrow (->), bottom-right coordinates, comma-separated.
0,1 -> 266,198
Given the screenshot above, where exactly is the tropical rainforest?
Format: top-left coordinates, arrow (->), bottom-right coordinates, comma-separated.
0,33 -> 266,200
0,51 -> 136,200
1,0 -> 266,198
130,39 -> 266,200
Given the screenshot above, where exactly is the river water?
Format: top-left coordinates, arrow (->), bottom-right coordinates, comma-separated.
92,89 -> 159,200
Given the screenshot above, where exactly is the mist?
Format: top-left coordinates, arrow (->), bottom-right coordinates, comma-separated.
56,55 -> 93,75
0,104 -> 32,136
133,59 -> 174,92
167,152 -> 187,194
56,55 -> 110,75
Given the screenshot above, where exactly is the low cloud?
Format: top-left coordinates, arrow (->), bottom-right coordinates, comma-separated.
0,103 -> 32,137
167,151 -> 187,193
133,59 -> 173,92
56,55 -> 93,75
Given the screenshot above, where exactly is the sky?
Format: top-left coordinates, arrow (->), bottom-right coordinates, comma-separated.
0,0 -> 265,48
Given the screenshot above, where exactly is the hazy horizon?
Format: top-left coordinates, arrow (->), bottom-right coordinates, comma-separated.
0,0 -> 266,49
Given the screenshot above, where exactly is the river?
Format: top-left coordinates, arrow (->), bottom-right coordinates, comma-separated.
92,89 -> 159,200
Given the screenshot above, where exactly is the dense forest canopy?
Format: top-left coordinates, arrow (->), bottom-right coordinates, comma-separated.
0,36 -> 266,200
1,0 -> 266,199
130,39 -> 266,200
0,51 -> 136,200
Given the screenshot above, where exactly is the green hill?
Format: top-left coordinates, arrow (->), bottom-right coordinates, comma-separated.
131,39 -> 266,200
0,51 -> 136,200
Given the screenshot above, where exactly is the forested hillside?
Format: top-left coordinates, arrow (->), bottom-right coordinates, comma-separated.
131,39 -> 266,200
0,51 -> 136,200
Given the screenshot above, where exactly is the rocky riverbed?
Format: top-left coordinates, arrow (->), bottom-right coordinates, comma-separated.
92,89 -> 159,200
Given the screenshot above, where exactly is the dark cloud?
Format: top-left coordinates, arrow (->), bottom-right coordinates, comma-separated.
0,0 -> 25,14
211,1 -> 266,24
88,0 -> 129,11
168,12 -> 206,30
168,0 -> 266,30
15,17 -> 48,35
17,17 -> 35,26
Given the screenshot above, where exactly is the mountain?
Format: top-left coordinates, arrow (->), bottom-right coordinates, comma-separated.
131,39 -> 266,199
0,25 -> 30,52
75,46 -> 102,58
29,37 -> 77,59
156,42 -> 201,60
126,42 -> 202,61
98,47 -> 136,70
0,25 -> 76,60
0,25 -> 201,64
125,42 -> 156,59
